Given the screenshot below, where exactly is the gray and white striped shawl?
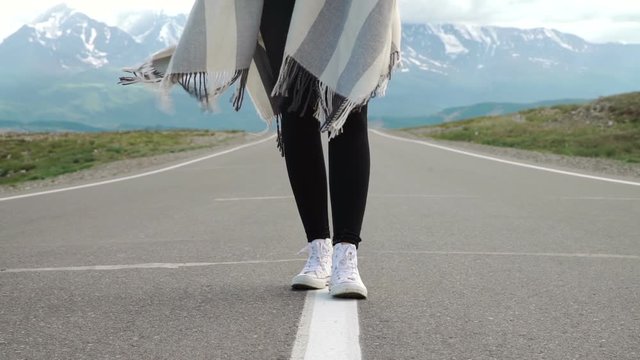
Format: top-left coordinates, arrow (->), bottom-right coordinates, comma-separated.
119,0 -> 402,156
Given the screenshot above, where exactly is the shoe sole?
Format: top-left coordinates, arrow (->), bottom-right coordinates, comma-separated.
329,283 -> 368,299
291,274 -> 328,290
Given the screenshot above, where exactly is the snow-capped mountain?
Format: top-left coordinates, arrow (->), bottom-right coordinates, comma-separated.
381,23 -> 640,115
0,5 -> 187,74
0,4 -> 141,73
3,4 -> 638,83
117,11 -> 186,55
1,4 -> 639,130
400,23 -> 593,75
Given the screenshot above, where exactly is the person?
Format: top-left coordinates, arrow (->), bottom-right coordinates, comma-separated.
119,0 -> 401,300
261,1 -> 371,299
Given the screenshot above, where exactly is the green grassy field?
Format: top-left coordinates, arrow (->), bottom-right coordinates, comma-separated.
401,92 -> 640,163
0,130 -> 245,186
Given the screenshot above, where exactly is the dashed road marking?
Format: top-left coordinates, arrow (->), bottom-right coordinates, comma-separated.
214,194 -> 479,201
371,250 -> 640,260
215,195 -> 294,201
557,196 -> 640,201
0,258 -> 303,273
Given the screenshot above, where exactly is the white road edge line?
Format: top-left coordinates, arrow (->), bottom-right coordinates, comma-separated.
291,289 -> 362,360
0,135 -> 276,203
371,129 -> 640,187
0,258 -> 302,273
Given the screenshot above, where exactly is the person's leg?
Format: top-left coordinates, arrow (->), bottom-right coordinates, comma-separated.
262,0 -> 333,291
326,107 -> 370,298
261,1 -> 330,243
328,106 -> 371,249
280,102 -> 331,241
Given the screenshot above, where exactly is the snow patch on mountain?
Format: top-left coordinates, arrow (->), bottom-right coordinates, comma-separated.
117,11 -> 186,51
428,24 -> 469,56
543,28 -> 579,52
79,25 -> 108,67
403,45 -> 449,74
455,24 -> 500,46
31,3 -> 76,39
529,57 -> 559,68
158,21 -> 182,46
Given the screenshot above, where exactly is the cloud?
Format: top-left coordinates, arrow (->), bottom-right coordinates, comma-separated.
2,1 -> 640,44
398,0 -> 638,23
397,0 -> 640,43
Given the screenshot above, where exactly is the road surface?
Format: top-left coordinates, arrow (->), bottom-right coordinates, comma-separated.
1,130 -> 639,359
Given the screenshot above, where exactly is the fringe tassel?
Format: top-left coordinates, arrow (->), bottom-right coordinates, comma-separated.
276,115 -> 285,157
272,56 -> 315,115
272,54 -> 401,141
157,69 -> 250,112
325,50 -> 402,138
118,65 -> 165,85
370,50 -> 402,99
121,49 -> 401,154
118,46 -> 175,86
232,69 -> 250,111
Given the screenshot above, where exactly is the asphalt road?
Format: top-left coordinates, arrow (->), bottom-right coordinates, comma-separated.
1,130 -> 639,359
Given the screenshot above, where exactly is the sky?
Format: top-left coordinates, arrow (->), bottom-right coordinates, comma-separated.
2,0 -> 640,44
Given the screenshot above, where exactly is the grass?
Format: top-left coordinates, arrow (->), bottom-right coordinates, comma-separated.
0,129 -> 244,186
402,92 -> 640,163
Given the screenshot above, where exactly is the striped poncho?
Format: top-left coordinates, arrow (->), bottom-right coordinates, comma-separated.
120,0 -> 402,156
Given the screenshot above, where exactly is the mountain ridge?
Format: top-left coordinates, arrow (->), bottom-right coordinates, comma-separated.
0,4 -> 638,131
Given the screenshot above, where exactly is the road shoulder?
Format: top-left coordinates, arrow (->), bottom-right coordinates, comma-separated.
0,132 -> 275,197
383,128 -> 640,181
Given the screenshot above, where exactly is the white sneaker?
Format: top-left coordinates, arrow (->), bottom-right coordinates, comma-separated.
291,238 -> 333,290
329,243 -> 367,299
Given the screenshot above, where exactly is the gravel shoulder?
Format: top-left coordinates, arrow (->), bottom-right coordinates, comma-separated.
386,128 -> 640,182
0,132 -> 274,197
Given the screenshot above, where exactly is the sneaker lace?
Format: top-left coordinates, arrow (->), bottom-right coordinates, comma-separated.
334,246 -> 359,281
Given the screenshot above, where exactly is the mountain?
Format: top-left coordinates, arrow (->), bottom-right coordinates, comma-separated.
372,23 -> 640,117
0,5 -> 254,133
0,4 -> 141,75
1,5 -> 639,132
0,119 -> 106,133
116,11 -> 186,56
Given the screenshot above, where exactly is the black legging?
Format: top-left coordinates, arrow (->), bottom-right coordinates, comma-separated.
261,1 -> 370,248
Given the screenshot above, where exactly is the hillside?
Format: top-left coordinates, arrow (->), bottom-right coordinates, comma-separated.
399,92 -> 640,163
379,98 -> 588,129
0,130 -> 246,186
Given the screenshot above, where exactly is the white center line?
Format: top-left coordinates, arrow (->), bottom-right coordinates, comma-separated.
372,129 -> 640,187
290,292 -> 316,360
291,289 -> 362,360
